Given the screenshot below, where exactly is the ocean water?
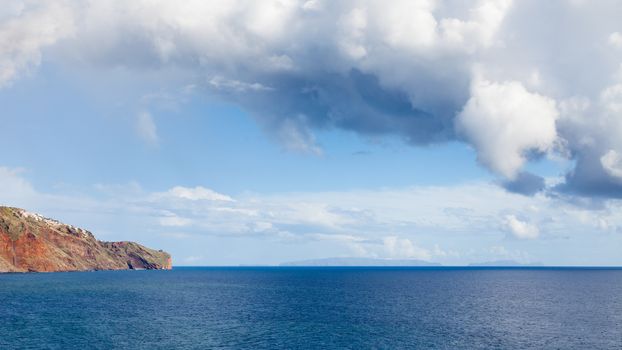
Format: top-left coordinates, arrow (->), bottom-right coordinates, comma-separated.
1,267 -> 622,349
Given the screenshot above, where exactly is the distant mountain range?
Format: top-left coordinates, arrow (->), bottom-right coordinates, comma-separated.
0,206 -> 171,273
281,257 -> 441,267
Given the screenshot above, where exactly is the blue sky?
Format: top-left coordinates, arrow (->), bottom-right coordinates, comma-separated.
2,0 -> 622,265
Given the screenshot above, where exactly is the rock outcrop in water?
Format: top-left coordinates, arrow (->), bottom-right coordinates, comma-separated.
0,206 -> 172,272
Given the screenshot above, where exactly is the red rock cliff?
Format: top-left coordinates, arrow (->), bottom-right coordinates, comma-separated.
0,206 -> 172,272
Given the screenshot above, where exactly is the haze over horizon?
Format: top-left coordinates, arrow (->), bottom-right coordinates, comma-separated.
2,0 -> 622,265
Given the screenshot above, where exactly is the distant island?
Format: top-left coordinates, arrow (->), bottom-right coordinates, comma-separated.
281,258 -> 546,267
0,206 -> 171,273
281,257 -> 441,267
469,260 -> 543,267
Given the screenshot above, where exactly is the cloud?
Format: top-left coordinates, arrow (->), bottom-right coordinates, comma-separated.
165,186 -> 234,202
4,165 -> 622,264
183,255 -> 204,263
275,117 -> 323,155
501,171 -> 545,196
556,84 -> 622,197
486,245 -> 532,263
159,213 -> 193,227
382,236 -> 431,260
456,78 -> 559,179
0,167 -> 37,204
8,0 -> 509,151
5,0 -> 622,199
209,76 -> 274,92
136,111 -> 158,145
600,150 -> 622,182
504,215 -> 539,239
609,32 -> 622,49
0,1 -> 74,87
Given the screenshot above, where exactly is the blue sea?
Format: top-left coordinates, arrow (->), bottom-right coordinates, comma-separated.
1,267 -> 622,349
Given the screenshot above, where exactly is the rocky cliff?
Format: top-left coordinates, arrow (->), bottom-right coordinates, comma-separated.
0,206 -> 172,272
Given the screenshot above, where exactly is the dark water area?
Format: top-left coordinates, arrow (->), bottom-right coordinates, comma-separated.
1,267 -> 622,349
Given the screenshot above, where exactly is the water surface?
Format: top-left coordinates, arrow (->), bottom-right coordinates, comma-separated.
1,267 -> 621,349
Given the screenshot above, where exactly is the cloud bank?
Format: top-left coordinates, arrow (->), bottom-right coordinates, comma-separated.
3,0 -> 622,198
2,166 -> 622,264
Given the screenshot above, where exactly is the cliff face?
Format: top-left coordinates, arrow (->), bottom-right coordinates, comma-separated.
0,207 -> 172,272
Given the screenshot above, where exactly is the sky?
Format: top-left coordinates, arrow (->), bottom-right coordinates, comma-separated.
1,0 -> 622,266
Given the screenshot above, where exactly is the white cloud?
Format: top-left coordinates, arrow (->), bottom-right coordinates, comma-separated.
159,214 -> 193,227
251,221 -> 274,232
167,186 -> 234,202
276,118 -> 323,155
0,1 -> 74,87
601,83 -> 622,114
307,234 -> 437,261
487,245 -> 532,263
600,150 -> 622,181
439,0 -> 512,50
504,215 -> 539,239
338,7 -> 368,59
456,78 -> 559,179
183,255 -> 204,263
382,236 -> 431,260
136,111 -> 158,145
0,167 -> 36,204
4,165 -> 622,264
159,232 -> 195,239
608,32 -> 622,49
209,76 -> 273,92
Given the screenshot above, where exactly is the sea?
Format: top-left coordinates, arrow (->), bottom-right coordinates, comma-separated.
1,267 -> 621,349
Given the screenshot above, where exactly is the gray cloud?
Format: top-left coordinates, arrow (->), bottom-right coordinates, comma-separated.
501,172 -> 545,196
